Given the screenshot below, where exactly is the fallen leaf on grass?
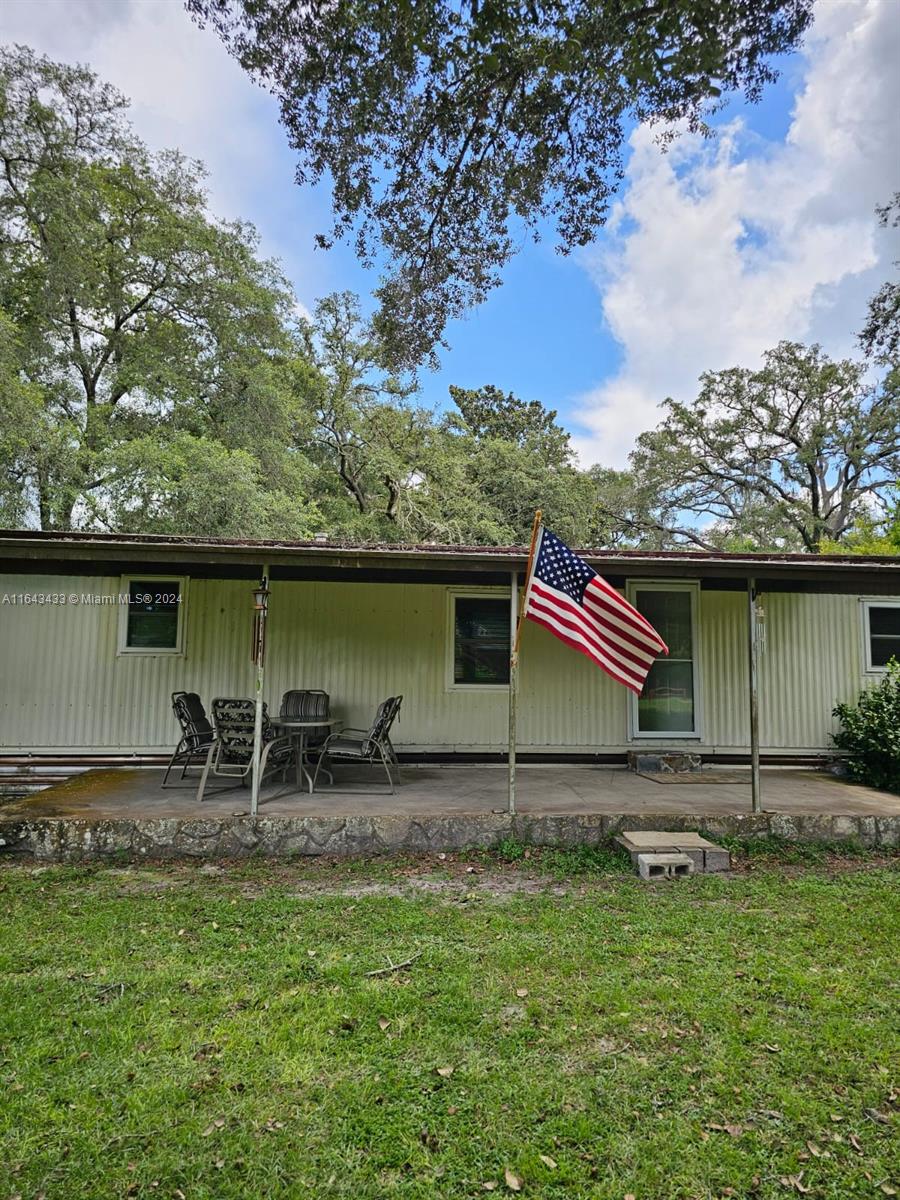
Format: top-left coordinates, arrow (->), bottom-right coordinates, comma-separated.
849,1134 -> 863,1153
539,1155 -> 557,1169
435,1066 -> 454,1078
806,1141 -> 822,1158
724,1124 -> 743,1139
377,1017 -> 390,1031
515,988 -> 529,999
505,1168 -> 522,1191
779,1174 -> 810,1194
763,1043 -> 781,1053
201,1118 -> 225,1137
481,1184 -> 498,1192
866,1108 -> 892,1125
879,1185 -> 897,1196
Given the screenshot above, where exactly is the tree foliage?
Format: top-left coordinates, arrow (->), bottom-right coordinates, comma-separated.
297,304 -> 596,544
859,193 -> 900,363
187,0 -> 813,369
600,343 -> 900,552
0,45 -> 321,536
3,44 -> 897,558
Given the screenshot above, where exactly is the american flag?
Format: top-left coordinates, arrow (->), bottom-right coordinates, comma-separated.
524,527 -> 668,694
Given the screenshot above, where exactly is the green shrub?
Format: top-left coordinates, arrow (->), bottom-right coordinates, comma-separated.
832,659 -> 900,793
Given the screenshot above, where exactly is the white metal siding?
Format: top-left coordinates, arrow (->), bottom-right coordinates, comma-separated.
0,574 -> 885,755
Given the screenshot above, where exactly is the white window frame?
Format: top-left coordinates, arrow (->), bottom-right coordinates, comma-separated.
117,575 -> 188,656
859,598 -> 900,675
445,587 -> 511,692
626,580 -> 702,740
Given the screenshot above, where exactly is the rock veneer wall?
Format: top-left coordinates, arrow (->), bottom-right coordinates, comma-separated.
1,810 -> 897,862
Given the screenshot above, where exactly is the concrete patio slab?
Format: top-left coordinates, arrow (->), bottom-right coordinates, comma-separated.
1,765 -> 898,861
2,763 -> 898,821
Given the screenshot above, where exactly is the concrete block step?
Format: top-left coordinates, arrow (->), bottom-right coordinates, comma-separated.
636,852 -> 695,881
617,830 -> 731,874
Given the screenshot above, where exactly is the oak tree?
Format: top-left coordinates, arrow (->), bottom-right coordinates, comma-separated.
608,342 -> 900,552
0,46 -> 320,535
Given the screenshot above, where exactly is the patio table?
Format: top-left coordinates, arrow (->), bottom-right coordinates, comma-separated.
270,717 -> 338,794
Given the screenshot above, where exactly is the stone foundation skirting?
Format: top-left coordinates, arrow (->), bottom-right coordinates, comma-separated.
1,810 -> 898,862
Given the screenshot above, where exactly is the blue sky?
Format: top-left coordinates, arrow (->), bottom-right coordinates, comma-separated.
2,0 -> 898,465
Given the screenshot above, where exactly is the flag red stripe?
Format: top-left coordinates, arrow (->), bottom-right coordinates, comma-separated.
530,579 -> 658,671
587,576 -> 668,649
577,595 -> 662,664
529,583 -> 652,679
581,590 -> 667,659
527,591 -> 647,688
589,572 -> 662,636
526,611 -> 644,694
527,599 -> 646,689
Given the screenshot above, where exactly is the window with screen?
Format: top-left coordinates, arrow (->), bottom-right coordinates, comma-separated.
451,595 -> 510,686
864,602 -> 900,670
630,586 -> 697,735
121,579 -> 185,653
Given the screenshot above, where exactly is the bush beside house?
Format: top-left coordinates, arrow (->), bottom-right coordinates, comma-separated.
833,660 -> 900,793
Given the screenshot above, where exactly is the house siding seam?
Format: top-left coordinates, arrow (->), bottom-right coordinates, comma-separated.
0,573 -> 884,756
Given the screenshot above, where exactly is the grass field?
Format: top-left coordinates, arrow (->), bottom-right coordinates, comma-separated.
1,847 -> 898,1199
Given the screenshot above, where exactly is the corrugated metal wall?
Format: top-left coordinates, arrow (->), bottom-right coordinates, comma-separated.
0,573 -> 879,754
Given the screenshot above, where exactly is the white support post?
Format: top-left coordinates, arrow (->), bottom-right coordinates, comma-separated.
748,576 -> 762,813
505,512 -> 541,818
250,565 -> 270,817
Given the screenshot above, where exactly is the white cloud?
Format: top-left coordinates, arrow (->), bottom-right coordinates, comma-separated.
572,0 -> 900,469
0,0 -> 330,304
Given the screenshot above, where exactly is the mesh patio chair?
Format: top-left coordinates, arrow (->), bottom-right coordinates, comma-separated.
279,689 -> 332,749
162,691 -> 214,787
312,695 -> 403,794
197,697 -> 298,802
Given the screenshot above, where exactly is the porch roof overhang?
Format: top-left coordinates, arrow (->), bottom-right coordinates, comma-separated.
2,528 -> 900,593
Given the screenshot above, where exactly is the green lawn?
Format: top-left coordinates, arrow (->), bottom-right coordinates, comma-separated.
1,852 -> 898,1199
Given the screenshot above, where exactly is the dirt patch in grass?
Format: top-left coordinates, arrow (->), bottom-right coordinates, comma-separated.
9,841 -> 899,901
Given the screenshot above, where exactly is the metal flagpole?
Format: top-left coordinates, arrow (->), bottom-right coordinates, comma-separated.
506,511 -> 543,817
747,576 -> 762,813
250,565 -> 270,817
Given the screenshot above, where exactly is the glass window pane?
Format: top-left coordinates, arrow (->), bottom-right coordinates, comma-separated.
869,607 -> 900,667
126,580 -> 181,649
869,606 -> 900,636
454,597 -> 510,684
638,659 -> 695,732
634,590 -> 693,659
871,637 -> 900,667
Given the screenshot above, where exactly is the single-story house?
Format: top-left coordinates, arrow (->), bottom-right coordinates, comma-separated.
1,530 -> 899,766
